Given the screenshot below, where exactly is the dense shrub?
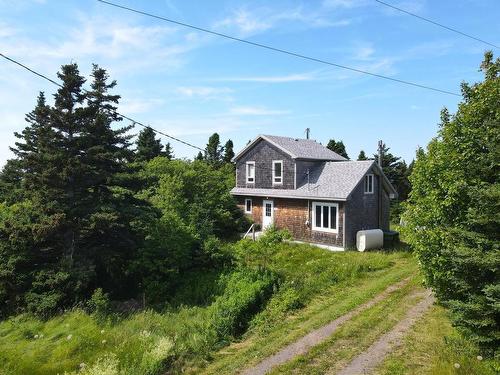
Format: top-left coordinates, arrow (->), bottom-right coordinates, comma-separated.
209,269 -> 278,342
403,52 -> 499,355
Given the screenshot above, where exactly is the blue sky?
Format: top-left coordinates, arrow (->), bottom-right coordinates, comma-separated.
1,0 -> 499,164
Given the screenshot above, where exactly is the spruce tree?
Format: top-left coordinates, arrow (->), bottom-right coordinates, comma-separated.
136,127 -> 163,161
326,139 -> 349,159
223,139 -> 234,164
164,142 -> 173,160
205,133 -> 223,166
357,150 -> 368,160
403,52 -> 500,354
195,151 -> 204,161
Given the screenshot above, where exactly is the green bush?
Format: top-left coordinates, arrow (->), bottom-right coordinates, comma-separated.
87,288 -> 110,317
209,269 -> 278,343
403,52 -> 500,356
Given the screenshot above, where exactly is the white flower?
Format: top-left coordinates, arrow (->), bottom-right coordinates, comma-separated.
101,339 -> 107,344
39,334 -> 44,338
67,334 -> 72,340
79,362 -> 86,368
34,334 -> 39,339
477,355 -> 483,361
100,329 -> 105,334
454,363 -> 460,369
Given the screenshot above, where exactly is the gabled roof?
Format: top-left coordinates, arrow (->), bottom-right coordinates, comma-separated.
231,160 -> 397,200
233,134 -> 347,161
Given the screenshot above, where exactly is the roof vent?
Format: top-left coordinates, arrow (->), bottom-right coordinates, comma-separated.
294,138 -> 299,141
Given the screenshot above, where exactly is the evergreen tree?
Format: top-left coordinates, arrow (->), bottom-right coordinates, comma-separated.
326,139 -> 349,159
195,151 -> 204,161
164,142 -> 173,160
205,133 -> 223,166
136,127 -> 163,161
403,52 -> 500,354
373,143 -> 411,201
357,150 -> 368,160
0,64 -> 151,315
223,139 -> 235,164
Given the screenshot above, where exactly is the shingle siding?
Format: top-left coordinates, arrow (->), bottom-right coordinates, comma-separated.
236,139 -> 295,189
344,171 -> 390,248
237,196 -> 344,248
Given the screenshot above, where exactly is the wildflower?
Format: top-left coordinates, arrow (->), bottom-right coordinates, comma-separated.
39,334 -> 44,338
100,329 -> 105,334
477,355 -> 483,361
79,363 -> 86,369
34,334 -> 39,339
67,334 -> 72,340
454,363 -> 460,369
102,339 -> 107,344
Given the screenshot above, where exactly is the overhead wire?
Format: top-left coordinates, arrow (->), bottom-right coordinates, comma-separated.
96,0 -> 461,97
374,0 -> 499,49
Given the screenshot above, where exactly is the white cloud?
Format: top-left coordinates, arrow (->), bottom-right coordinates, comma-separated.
228,106 -> 289,116
119,98 -> 164,114
1,14 -> 205,75
176,86 -> 233,100
217,72 -> 316,83
322,0 -> 369,9
215,9 -> 272,36
214,5 -> 351,37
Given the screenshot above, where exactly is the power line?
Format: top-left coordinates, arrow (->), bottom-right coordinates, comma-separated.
96,0 -> 460,97
0,52 -> 205,152
374,0 -> 499,49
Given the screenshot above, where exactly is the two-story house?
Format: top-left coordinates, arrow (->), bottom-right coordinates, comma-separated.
231,134 -> 397,249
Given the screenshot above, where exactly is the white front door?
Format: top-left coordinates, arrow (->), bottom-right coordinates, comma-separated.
262,200 -> 274,229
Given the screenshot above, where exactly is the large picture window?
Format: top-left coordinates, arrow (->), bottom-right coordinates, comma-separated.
272,160 -> 283,185
246,161 -> 255,183
364,174 -> 374,194
312,202 -> 338,233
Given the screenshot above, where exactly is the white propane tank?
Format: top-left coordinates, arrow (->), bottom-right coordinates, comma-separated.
356,229 -> 384,252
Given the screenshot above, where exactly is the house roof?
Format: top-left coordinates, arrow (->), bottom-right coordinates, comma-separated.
231,160 -> 397,200
233,134 -> 347,161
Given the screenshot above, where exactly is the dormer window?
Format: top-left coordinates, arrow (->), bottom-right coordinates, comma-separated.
246,161 -> 255,183
364,174 -> 374,194
273,160 -> 283,185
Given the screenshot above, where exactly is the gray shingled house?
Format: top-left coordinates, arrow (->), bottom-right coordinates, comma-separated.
230,134 -> 397,249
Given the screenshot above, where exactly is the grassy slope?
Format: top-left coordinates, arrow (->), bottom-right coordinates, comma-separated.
192,251 -> 415,374
0,242 -> 403,375
374,305 -> 498,375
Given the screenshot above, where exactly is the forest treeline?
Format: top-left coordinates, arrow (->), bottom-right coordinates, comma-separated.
0,63 -> 246,317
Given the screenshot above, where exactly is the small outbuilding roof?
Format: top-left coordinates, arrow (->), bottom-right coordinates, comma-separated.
233,134 -> 347,161
231,160 -> 397,200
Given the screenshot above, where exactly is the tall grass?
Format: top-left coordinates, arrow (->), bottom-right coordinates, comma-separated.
0,237 -> 398,375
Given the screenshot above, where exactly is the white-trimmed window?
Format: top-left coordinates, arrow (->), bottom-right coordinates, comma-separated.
272,160 -> 283,185
245,198 -> 252,213
364,174 -> 374,194
312,202 -> 338,233
246,161 -> 255,183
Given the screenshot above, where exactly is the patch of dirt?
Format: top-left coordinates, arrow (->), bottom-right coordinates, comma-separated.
334,291 -> 435,375
240,277 -> 412,375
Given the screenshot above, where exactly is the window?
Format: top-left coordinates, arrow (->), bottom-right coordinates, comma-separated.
312,202 -> 338,233
246,161 -> 255,183
245,198 -> 252,213
364,174 -> 374,194
272,160 -> 283,185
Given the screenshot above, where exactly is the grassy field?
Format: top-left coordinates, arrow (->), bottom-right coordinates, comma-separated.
1,236 -> 497,375
0,237 -> 402,375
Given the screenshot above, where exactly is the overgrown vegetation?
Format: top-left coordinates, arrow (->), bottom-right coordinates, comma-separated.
0,63 -> 244,318
403,51 -> 499,357
0,233 -> 399,375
